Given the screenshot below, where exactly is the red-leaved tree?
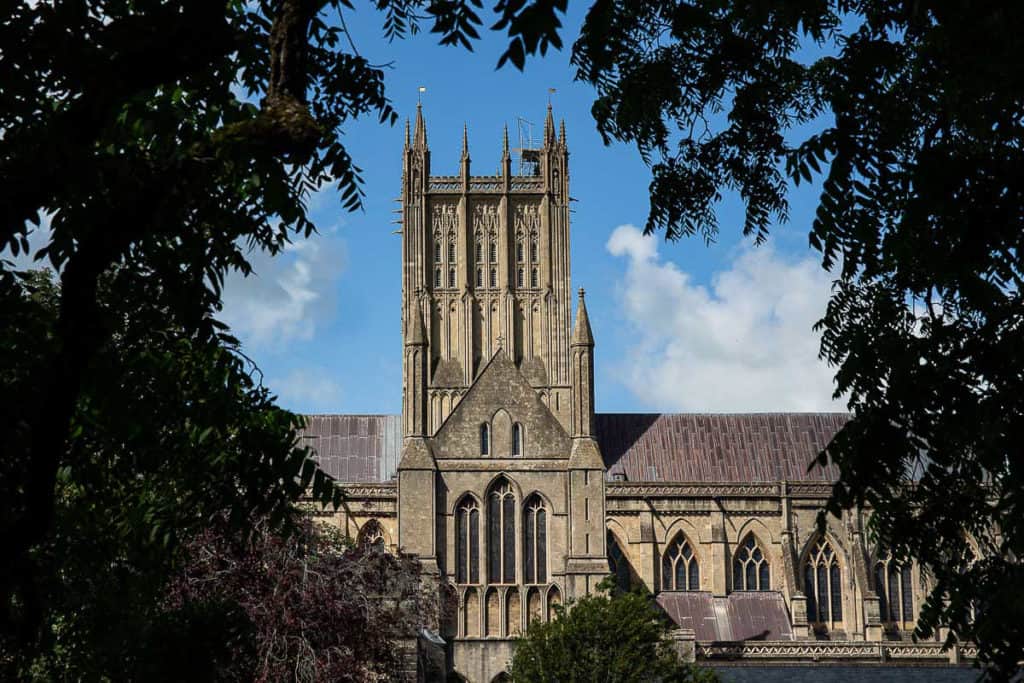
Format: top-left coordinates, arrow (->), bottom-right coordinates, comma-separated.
150,516 -> 438,683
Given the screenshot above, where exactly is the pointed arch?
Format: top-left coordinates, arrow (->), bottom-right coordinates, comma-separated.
512,422 -> 524,457
608,530 -> 632,593
487,476 -> 516,584
661,531 -> 700,591
357,519 -> 386,548
546,584 -> 562,621
464,587 -> 480,637
875,549 -> 914,626
506,587 -> 521,636
479,422 -> 490,456
733,532 -> 770,591
803,535 -> 843,630
455,494 -> 481,584
733,517 -> 776,546
485,588 -> 500,637
491,408 -> 512,457
523,494 -> 547,584
526,586 -> 543,624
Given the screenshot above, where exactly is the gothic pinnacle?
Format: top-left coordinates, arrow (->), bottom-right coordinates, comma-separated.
559,118 -> 566,146
572,287 -> 594,346
414,101 -> 427,148
502,123 -> 510,157
404,117 -> 410,148
544,102 -> 555,144
462,122 -> 469,158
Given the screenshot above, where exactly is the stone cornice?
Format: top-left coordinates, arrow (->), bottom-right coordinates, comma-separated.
605,483 -> 780,498
696,640 -> 974,662
337,482 -> 398,499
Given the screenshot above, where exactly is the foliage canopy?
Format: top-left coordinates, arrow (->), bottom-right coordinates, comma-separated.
509,581 -> 717,683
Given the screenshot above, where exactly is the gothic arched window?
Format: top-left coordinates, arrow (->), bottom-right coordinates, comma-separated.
455,497 -> 480,584
476,268 -> 483,287
448,268 -> 456,288
517,268 -> 524,288
662,533 -> 699,591
475,239 -> 483,263
516,241 -> 524,263
434,241 -> 441,263
488,478 -> 516,583
523,495 -> 547,584
512,423 -> 523,457
480,423 -> 490,456
608,532 -> 631,593
805,537 -> 843,629
875,551 -> 914,625
489,241 -> 497,263
448,239 -> 456,263
434,268 -> 441,288
530,268 -> 538,288
358,519 -> 385,548
530,239 -> 538,262
489,268 -> 497,289
733,534 -> 770,591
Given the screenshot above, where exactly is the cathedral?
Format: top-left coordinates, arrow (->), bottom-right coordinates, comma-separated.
302,106 -> 975,682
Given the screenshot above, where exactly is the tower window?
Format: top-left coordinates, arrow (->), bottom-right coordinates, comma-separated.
516,241 -> 524,263
805,537 -> 843,630
662,533 -> 699,591
489,241 -> 497,263
434,268 -> 441,288
517,268 -> 524,288
488,478 -> 516,584
434,242 -> 441,264
530,240 -> 538,262
530,268 -> 538,288
512,423 -> 523,457
448,240 -> 456,263
490,268 -> 497,288
480,423 -> 490,456
733,534 -> 770,591
455,496 -> 480,584
523,495 -> 547,584
476,268 -> 483,288
448,268 -> 456,288
475,241 -> 483,263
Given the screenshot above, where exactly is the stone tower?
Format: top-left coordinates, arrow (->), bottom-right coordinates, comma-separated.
400,104 -> 573,436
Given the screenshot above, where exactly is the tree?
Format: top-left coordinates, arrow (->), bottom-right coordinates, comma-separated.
509,581 -> 717,683
0,0 -> 565,672
561,2 -> 1024,677
153,516 -> 436,683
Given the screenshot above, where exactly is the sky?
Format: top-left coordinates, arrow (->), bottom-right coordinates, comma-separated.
14,4 -> 846,417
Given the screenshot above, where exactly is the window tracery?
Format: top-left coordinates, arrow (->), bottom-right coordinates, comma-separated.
805,537 -> 843,629
733,534 -> 770,591
662,532 -> 699,591
523,495 -> 547,584
358,519 -> 385,548
455,497 -> 480,584
875,550 -> 914,625
487,478 -> 516,584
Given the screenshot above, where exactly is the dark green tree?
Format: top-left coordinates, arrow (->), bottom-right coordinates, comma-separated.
0,0 -> 583,675
564,1 -> 1024,677
509,581 -> 717,683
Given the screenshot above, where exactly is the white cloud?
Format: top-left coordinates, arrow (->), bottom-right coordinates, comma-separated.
606,224 -> 843,412
268,367 -> 343,413
221,228 -> 345,349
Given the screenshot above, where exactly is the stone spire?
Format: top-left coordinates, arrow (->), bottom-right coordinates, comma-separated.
461,123 -> 469,159
544,102 -> 555,145
404,117 -> 410,148
413,101 -> 427,148
559,118 -> 567,147
502,123 -> 510,157
571,288 -> 594,347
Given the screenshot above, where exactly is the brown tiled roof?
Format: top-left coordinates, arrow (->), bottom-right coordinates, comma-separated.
300,415 -> 401,483
301,413 -> 847,484
657,592 -> 793,641
597,413 -> 847,483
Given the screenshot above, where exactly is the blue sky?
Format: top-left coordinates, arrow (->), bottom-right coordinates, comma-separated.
217,3 -> 845,416
10,4 -> 844,416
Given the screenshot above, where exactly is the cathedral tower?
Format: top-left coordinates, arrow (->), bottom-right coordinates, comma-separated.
401,105 -> 573,435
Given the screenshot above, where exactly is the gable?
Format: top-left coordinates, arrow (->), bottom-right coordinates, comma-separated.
431,350 -> 571,458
